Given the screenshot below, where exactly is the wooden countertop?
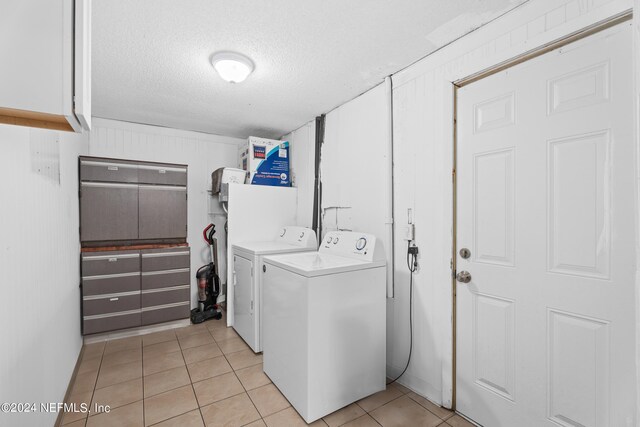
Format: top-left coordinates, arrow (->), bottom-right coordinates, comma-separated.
81,242 -> 189,253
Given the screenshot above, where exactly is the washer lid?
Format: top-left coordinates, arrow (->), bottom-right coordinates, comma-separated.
263,252 -> 385,277
233,241 -> 315,255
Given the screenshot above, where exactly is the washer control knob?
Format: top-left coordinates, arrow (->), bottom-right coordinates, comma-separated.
333,237 -> 339,244
280,228 -> 286,237
300,232 -> 305,238
356,237 -> 367,251
327,237 -> 333,243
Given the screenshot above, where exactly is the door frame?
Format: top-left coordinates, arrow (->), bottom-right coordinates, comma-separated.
450,10 -> 634,411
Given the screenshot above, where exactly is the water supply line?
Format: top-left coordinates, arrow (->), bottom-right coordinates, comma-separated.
384,75 -> 396,298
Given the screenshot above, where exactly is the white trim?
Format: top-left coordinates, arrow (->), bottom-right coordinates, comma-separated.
137,164 -> 187,173
82,271 -> 140,280
83,290 -> 141,301
80,182 -> 138,189
82,318 -> 191,344
82,253 -> 139,261
80,160 -> 137,169
83,309 -> 140,321
139,184 -> 187,191
142,251 -> 190,258
141,285 -> 190,294
141,301 -> 190,312
141,268 -> 190,276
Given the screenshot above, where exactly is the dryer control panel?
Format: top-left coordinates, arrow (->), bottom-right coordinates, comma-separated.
320,231 -> 385,262
276,226 -> 317,249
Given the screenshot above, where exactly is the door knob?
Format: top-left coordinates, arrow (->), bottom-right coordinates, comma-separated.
456,271 -> 472,283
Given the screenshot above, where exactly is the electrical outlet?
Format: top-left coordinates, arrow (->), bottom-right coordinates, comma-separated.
408,245 -> 419,255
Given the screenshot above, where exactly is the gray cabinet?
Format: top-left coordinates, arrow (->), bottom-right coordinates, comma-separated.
138,185 -> 188,239
141,247 -> 191,326
80,182 -> 139,242
81,250 -> 142,335
79,156 -> 190,335
79,157 -> 187,244
81,247 -> 191,335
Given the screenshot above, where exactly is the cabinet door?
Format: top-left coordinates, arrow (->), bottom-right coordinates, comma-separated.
139,185 -> 187,239
74,0 -> 91,130
80,182 -> 139,242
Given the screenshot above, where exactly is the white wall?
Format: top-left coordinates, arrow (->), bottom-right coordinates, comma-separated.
282,120 -> 316,229
0,124 -> 88,427
321,82 -> 392,258
88,118 -> 244,303
311,0 -> 634,409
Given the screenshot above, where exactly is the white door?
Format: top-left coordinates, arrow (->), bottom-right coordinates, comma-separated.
233,255 -> 255,348
456,22 -> 635,427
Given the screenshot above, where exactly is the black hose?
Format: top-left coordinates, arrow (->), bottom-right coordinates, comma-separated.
387,241 -> 418,385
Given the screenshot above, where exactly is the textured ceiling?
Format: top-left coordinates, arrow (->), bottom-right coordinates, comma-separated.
92,0 -> 526,139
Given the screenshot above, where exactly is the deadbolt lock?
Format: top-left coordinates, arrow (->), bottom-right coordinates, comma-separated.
456,271 -> 472,283
459,248 -> 471,259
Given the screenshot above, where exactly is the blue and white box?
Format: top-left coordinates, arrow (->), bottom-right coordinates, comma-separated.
238,136 -> 290,187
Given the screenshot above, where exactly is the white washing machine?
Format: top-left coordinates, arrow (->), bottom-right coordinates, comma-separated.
232,226 -> 317,353
262,231 -> 386,423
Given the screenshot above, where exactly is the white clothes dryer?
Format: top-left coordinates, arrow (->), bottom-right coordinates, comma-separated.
232,226 -> 316,352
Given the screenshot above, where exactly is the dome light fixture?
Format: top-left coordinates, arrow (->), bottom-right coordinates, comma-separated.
210,52 -> 254,83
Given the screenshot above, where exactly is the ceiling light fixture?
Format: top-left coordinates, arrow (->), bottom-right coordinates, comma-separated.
210,52 -> 254,83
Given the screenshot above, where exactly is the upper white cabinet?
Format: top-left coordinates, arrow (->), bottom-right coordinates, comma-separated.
0,0 -> 91,132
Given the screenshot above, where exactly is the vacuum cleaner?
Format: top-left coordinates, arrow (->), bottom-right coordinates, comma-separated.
190,223 -> 223,324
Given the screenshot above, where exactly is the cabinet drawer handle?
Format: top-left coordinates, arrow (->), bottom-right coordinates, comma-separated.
110,298 -> 119,302
159,169 -> 166,174
108,258 -> 117,262
107,166 -> 119,171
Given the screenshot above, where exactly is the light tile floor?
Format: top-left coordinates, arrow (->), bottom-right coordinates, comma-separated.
62,314 -> 471,427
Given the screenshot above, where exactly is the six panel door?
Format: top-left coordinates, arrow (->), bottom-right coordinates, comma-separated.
455,22 -> 635,426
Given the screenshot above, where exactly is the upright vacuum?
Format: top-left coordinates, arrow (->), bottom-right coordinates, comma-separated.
190,223 -> 223,323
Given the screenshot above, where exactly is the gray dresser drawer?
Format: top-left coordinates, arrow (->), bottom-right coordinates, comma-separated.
82,251 -> 140,276
142,285 -> 190,308
141,249 -> 190,272
82,273 -> 140,296
141,303 -> 190,326
80,159 -> 138,183
141,268 -> 190,290
83,293 -> 141,316
84,311 -> 141,335
138,164 -> 187,186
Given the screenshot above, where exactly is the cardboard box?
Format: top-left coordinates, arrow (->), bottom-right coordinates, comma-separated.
238,136 -> 290,187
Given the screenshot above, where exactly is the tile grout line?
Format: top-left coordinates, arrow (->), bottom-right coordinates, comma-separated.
214,321 -> 265,425
64,343 -> 104,426
403,390 -> 454,422
85,344 -> 104,424
141,339 -> 146,427
175,328 -> 208,427
360,388 -> 451,426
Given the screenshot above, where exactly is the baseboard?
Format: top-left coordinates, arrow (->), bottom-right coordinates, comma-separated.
54,343 -> 85,427
83,318 -> 190,344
